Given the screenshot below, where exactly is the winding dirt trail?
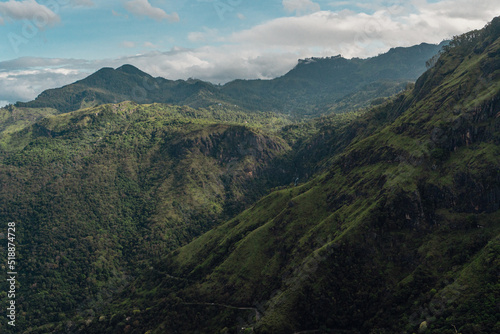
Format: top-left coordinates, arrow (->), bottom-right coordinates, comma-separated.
182,302 -> 262,321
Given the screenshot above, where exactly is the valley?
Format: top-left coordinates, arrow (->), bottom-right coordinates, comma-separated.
0,17 -> 499,334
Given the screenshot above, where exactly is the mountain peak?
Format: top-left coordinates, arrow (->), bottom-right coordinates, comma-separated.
116,64 -> 148,76
297,54 -> 344,65
14,43 -> 445,116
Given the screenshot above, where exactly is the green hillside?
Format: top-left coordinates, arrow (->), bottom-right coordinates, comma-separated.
0,17 -> 498,334
0,103 -> 299,332
68,18 -> 500,334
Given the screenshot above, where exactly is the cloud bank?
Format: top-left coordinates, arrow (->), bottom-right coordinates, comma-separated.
124,0 -> 179,22
0,0 -> 60,25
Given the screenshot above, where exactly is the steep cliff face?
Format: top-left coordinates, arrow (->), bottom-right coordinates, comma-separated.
72,19 -> 500,334
168,125 -> 287,163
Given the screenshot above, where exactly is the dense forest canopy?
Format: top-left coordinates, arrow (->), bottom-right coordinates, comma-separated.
0,17 -> 498,334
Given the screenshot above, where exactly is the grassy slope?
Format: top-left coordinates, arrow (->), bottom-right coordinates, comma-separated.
0,106 -> 59,150
79,20 -> 500,334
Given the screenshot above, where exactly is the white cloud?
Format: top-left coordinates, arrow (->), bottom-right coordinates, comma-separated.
229,0 -> 500,58
0,57 -> 89,70
143,41 -> 158,48
283,0 -> 320,15
115,47 -> 302,84
112,9 -> 129,18
419,0 -> 499,23
188,28 -> 219,42
124,0 -> 179,22
121,41 -> 136,48
0,0 -> 60,26
237,13 -> 246,20
0,60 -> 90,103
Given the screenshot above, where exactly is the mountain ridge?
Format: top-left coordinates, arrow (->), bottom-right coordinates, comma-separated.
14,42 -> 446,117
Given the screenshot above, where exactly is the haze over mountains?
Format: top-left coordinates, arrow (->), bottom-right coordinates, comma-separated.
15,42 -> 446,117
0,17 -> 499,334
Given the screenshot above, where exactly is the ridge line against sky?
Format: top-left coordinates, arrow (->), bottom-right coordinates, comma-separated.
0,0 -> 499,106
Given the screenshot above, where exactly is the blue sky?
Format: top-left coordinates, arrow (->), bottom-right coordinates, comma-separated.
1,0 -> 284,60
0,0 -> 499,105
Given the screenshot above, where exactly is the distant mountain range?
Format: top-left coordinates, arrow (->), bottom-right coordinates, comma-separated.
16,42 -> 447,117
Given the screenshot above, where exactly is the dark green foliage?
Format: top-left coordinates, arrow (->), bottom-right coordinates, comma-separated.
0,18 -> 499,334
0,102 -> 319,333
67,18 -> 500,334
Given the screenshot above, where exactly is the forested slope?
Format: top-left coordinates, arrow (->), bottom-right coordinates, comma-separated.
0,17 -> 497,334
73,18 -> 500,334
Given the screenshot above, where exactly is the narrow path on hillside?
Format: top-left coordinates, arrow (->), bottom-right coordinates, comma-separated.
182,302 -> 262,321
